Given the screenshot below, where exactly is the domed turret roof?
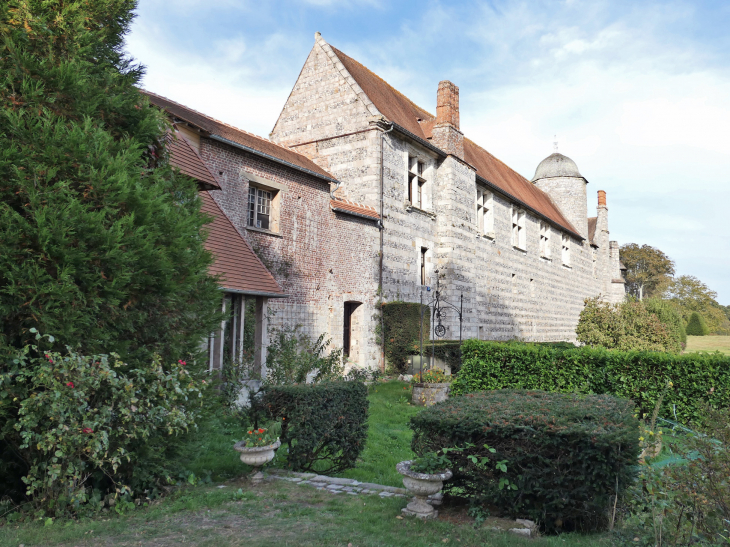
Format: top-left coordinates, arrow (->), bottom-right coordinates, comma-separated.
532,153 -> 582,181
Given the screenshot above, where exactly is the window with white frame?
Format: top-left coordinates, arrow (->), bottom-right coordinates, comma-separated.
408,156 -> 426,209
511,207 -> 526,250
477,188 -> 494,236
562,234 -> 571,266
248,186 -> 274,230
539,221 -> 551,258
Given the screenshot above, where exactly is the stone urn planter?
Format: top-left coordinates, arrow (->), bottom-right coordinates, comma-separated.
234,439 -> 281,485
412,382 -> 451,406
396,460 -> 452,519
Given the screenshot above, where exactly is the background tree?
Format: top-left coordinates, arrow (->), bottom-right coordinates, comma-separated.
685,312 -> 710,336
620,243 -> 675,300
664,276 -> 727,334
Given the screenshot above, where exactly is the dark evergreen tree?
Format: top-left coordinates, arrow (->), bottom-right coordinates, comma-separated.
0,1 -> 222,503
0,0 -> 221,363
686,312 -> 710,336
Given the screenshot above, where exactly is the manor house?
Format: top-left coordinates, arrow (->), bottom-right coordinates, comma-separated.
147,32 -> 625,372
269,33 -> 625,356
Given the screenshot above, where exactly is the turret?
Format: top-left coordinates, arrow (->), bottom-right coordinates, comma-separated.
532,152 -> 588,239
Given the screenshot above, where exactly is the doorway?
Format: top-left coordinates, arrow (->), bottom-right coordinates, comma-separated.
343,301 -> 362,358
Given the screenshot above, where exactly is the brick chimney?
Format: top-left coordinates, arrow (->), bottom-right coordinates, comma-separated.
598,190 -> 607,208
431,80 -> 464,159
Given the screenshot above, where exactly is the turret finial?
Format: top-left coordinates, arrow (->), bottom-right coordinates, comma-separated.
553,134 -> 558,153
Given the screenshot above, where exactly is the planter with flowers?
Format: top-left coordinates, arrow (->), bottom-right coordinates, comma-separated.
411,369 -> 452,407
234,421 -> 282,484
397,449 -> 453,519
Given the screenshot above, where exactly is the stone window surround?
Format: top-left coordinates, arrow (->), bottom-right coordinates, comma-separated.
476,186 -> 495,239
539,221 -> 551,259
243,171 -> 286,235
511,206 -> 526,251
561,234 -> 571,267
403,149 -> 433,213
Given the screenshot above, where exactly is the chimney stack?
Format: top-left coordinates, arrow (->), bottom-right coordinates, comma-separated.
598,190 -> 607,208
431,80 -> 464,159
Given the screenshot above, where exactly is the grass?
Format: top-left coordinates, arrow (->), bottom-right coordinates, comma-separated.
685,335 -> 730,355
0,479 -> 614,547
0,380 -> 615,546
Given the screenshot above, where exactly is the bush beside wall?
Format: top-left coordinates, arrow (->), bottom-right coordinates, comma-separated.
410,390 -> 640,533
453,339 -> 730,425
380,302 -> 430,373
261,382 -> 368,474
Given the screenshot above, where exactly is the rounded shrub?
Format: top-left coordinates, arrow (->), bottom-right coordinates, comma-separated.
410,390 -> 640,533
380,302 -> 430,373
686,312 -> 710,336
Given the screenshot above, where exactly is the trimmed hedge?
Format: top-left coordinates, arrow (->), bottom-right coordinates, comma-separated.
453,339 -> 730,425
381,301 -> 430,373
261,381 -> 368,474
410,390 -> 640,533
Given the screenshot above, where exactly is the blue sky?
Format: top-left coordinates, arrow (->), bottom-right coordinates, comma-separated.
126,0 -> 730,304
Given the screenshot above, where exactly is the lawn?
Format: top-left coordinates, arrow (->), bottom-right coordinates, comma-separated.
685,335 -> 730,355
0,380 -> 614,546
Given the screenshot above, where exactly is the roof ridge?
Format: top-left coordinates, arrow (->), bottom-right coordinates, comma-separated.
464,137 -> 531,184
331,196 -> 376,209
142,89 -> 301,154
329,47 -> 436,121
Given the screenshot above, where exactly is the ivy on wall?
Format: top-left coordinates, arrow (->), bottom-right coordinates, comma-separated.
379,301 -> 430,373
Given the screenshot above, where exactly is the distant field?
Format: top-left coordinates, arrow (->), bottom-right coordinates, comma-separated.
685,335 -> 730,355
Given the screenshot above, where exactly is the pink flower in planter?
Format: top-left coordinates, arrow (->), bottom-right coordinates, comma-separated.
66,382 -> 75,388
83,428 -> 93,434
178,360 -> 186,366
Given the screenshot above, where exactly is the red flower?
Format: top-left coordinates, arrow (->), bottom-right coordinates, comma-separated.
247,431 -> 252,434
66,382 -> 75,388
178,360 -> 186,366
83,428 -> 93,434
258,428 -> 265,433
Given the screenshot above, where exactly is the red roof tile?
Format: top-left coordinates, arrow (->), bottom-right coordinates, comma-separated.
329,46 -> 580,237
463,139 -> 579,236
167,132 -> 220,190
200,191 -> 284,296
142,90 -> 335,182
331,47 -> 434,140
330,198 -> 380,220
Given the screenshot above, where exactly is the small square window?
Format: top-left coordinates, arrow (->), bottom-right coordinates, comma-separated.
247,185 -> 278,231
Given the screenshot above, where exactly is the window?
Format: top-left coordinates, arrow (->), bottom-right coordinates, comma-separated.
562,234 -> 571,266
477,188 -> 494,236
511,207 -> 526,250
408,157 -> 426,209
248,186 -> 273,230
539,222 -> 551,258
420,247 -> 428,285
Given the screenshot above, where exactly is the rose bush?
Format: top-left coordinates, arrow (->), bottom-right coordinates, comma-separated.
0,331 -> 204,515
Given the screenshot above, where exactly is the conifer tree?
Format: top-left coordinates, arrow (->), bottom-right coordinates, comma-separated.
686,312 -> 709,336
0,1 -> 221,364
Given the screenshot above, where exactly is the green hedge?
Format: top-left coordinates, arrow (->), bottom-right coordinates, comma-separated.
452,339 -> 730,424
261,382 -> 368,474
381,301 -> 430,373
410,390 -> 640,533
411,340 -> 462,373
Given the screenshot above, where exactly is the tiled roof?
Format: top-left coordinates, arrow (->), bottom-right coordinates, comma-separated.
587,217 -> 597,245
332,47 -> 434,140
329,46 -> 580,238
200,191 -> 284,296
142,90 -> 336,182
167,132 -> 220,190
330,197 -> 380,221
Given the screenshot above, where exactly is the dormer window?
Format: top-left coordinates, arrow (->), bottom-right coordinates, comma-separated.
539,222 -> 551,258
511,207 -> 526,250
562,234 -> 571,266
477,188 -> 494,237
408,156 -> 426,209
